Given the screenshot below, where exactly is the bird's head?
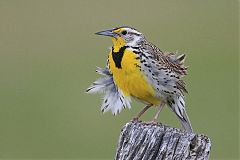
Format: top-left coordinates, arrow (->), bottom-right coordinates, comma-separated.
95,26 -> 144,48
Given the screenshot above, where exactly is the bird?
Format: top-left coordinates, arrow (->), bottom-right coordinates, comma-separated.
86,26 -> 193,133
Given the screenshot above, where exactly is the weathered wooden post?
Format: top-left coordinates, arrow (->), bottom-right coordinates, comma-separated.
115,121 -> 211,160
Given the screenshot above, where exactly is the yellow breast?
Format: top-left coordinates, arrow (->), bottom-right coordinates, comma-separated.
108,48 -> 160,105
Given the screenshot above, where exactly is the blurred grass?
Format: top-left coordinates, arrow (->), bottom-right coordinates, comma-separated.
0,0 -> 238,159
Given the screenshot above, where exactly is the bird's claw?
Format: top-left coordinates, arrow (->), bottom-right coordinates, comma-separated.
144,119 -> 159,125
132,117 -> 141,122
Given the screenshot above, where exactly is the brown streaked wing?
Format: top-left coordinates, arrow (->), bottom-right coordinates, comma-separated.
140,40 -> 188,93
141,40 -> 187,76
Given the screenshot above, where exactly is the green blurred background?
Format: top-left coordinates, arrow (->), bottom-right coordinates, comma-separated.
0,0 -> 238,159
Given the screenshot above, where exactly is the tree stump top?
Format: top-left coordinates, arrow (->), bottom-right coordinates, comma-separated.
115,121 -> 211,160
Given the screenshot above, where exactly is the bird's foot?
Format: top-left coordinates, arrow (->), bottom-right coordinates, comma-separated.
144,119 -> 159,125
132,117 -> 141,122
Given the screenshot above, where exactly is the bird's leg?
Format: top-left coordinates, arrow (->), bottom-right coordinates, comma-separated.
132,105 -> 152,121
151,102 -> 165,124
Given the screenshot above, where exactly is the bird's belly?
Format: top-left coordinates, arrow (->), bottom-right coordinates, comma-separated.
109,49 -> 160,105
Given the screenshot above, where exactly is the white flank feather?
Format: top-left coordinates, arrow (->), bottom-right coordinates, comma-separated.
86,67 -> 131,115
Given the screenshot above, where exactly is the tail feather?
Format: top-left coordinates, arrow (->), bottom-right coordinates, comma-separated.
167,95 -> 193,133
179,110 -> 193,133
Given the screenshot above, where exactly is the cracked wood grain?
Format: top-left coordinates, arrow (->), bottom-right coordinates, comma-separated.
115,121 -> 211,160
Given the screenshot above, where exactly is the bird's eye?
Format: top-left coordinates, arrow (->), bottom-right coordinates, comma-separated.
121,30 -> 127,35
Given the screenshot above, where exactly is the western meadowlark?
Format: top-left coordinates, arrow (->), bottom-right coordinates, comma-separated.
86,26 -> 193,133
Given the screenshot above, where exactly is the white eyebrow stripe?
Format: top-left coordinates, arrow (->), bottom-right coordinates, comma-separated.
129,32 -> 141,36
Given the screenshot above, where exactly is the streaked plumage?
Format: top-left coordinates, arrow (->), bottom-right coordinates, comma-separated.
86,26 -> 193,132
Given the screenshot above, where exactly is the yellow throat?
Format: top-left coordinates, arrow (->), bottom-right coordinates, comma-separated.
108,37 -> 160,105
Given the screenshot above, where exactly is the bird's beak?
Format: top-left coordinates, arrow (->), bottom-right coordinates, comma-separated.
95,29 -> 118,38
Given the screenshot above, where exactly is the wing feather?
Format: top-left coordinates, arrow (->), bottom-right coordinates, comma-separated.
138,40 -> 188,94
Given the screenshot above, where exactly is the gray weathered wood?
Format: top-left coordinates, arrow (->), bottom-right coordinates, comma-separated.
115,121 -> 211,160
